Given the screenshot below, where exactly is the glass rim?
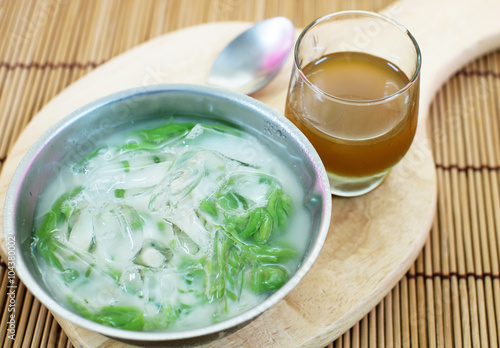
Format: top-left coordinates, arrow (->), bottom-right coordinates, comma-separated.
294,10 -> 422,105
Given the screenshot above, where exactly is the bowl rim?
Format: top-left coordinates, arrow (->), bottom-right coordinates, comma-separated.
4,83 -> 332,342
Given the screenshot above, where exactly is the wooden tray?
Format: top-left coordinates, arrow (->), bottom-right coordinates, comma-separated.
1,0 -> 499,346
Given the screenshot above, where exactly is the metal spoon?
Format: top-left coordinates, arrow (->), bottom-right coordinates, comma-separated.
207,17 -> 295,95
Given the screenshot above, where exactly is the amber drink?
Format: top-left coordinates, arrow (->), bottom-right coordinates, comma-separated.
286,11 -> 421,196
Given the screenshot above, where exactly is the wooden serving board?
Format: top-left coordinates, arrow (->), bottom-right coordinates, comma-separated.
1,0 -> 500,346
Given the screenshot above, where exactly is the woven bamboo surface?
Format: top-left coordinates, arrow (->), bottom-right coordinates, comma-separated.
0,0 -> 499,347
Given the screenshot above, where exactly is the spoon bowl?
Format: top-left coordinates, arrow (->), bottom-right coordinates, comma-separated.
207,17 -> 295,95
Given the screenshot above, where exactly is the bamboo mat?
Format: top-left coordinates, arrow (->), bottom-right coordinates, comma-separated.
0,0 -> 499,347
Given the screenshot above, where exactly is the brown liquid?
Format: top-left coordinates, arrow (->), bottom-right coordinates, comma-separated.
285,52 -> 418,177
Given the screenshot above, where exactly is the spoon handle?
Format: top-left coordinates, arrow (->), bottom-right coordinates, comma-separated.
382,0 -> 500,116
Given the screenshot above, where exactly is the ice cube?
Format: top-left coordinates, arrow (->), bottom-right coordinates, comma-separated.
84,152 -> 174,202
172,224 -> 200,255
225,171 -> 273,209
119,267 -> 144,295
68,210 -> 95,251
183,124 -> 270,168
168,210 -> 211,255
141,268 -> 178,309
133,239 -> 173,268
149,149 -> 232,217
92,203 -> 144,264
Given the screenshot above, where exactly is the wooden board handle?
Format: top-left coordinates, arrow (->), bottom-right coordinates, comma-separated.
383,0 -> 500,113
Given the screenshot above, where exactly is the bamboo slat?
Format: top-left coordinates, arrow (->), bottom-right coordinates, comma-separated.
0,0 -> 499,347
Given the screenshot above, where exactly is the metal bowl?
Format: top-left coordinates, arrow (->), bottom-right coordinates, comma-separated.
3,84 -> 331,344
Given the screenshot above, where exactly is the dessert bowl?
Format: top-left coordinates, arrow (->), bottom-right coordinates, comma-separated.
3,84 -> 331,344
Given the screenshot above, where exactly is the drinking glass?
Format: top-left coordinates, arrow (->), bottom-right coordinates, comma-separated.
285,11 -> 421,197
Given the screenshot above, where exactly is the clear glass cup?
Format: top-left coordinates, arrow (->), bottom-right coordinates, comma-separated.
285,11 -> 421,197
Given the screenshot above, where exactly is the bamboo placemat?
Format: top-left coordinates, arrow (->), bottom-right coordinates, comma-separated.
0,0 -> 499,347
